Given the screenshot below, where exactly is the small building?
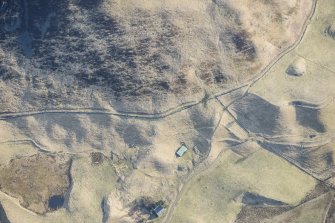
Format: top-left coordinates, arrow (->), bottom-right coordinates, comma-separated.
152,204 -> 165,217
176,145 -> 188,157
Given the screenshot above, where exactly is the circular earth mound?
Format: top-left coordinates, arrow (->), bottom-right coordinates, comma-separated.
325,23 -> 335,39
286,58 -> 306,76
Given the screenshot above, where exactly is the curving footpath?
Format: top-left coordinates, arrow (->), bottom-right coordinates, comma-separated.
162,0 -> 318,222
0,1 -> 319,222
0,0 -> 317,123
0,84 -> 248,121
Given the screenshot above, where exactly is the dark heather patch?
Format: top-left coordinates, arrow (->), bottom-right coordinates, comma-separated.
231,32 -> 257,61
76,0 -> 102,9
324,151 -> 334,167
260,142 -> 335,178
190,109 -> 215,139
325,199 -> 335,223
231,93 -> 280,135
242,192 -> 287,206
294,106 -> 325,133
90,152 -> 104,165
212,0 -> 242,25
193,137 -> 211,155
213,68 -> 228,84
101,197 -> 110,223
122,125 -> 151,147
235,205 -> 292,223
219,30 -> 257,61
0,0 -> 178,99
213,0 -> 256,62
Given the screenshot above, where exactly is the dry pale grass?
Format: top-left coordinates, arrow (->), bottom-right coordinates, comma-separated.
170,149 -> 315,223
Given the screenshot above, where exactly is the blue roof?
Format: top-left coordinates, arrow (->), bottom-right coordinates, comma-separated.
176,145 -> 188,157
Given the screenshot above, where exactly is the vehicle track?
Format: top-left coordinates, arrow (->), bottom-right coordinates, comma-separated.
0,84 -> 248,121
162,0 -> 318,221
0,0 -> 320,222
0,0 -> 317,123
